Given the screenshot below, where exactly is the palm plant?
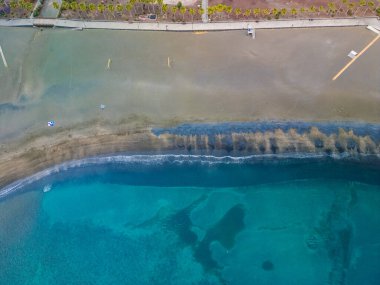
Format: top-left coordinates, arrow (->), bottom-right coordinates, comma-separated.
253,7 -> 260,18
88,2 -> 95,16
9,1 -> 18,9
70,1 -> 78,11
116,3 -> 123,13
79,2 -> 86,13
107,3 -> 114,18
290,7 -> 297,17
171,6 -> 177,20
347,2 -> 356,16
125,2 -> 133,18
262,8 -> 270,17
234,7 -> 241,18
157,0 -> 163,15
327,2 -> 337,15
225,5 -> 232,19
243,8 -> 251,18
97,3 -> 105,18
189,7 -> 194,22
280,8 -> 287,17
368,0 -> 375,11
52,1 -> 59,10
309,5 -> 317,15
318,5 -> 325,16
179,6 -> 186,21
358,0 -> 366,15
271,7 -> 279,18
61,1 -> 69,10
197,6 -> 204,19
162,3 -> 167,18
299,7 -> 306,17
208,6 -> 216,20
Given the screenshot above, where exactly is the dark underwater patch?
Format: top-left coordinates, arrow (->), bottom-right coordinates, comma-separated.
262,260 -> 274,271
194,204 -> 245,272
163,195 -> 208,246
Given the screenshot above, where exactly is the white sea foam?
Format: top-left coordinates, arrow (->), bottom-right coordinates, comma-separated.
0,153 -> 377,199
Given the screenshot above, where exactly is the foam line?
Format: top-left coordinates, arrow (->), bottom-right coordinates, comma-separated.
2,152 -> 379,199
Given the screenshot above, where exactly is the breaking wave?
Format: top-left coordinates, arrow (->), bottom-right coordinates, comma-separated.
0,152 -> 379,199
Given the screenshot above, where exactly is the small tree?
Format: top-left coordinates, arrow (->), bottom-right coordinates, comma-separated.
280,8 -> 287,17
171,6 -> 177,20
179,6 -> 186,21
234,7 -> 241,18
253,8 -> 260,18
89,2 -> 95,16
291,7 -> 297,17
262,8 -> 270,18
125,2 -> 133,18
197,6 -> 204,18
271,8 -> 279,18
162,3 -> 167,18
107,4 -> 114,18
61,1 -> 69,10
318,5 -> 325,16
189,7 -> 195,22
116,3 -> 123,13
52,1 -> 60,10
79,2 -> 86,13
225,5 -> 232,19
70,1 -> 78,11
97,3 -> 105,18
176,1 -> 182,9
243,8 -> 251,18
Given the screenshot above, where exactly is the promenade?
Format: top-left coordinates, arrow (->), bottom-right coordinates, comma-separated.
0,17 -> 379,31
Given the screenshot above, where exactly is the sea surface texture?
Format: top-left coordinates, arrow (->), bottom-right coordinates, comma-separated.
1,156 -> 380,285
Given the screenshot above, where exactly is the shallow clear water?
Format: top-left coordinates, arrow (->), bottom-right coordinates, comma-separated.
1,156 -> 380,285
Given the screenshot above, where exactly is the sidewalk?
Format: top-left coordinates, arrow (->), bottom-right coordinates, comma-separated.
0,17 -> 379,31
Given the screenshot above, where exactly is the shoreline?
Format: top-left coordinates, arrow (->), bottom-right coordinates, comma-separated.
0,17 -> 379,31
2,150 -> 380,200
1,121 -> 380,192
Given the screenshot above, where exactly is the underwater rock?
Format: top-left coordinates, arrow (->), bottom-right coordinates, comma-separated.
194,204 -> 245,272
261,260 -> 274,271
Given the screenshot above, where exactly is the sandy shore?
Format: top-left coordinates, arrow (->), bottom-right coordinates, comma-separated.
0,26 -> 380,189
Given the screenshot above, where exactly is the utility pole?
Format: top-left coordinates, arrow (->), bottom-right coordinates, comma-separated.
201,0 -> 208,23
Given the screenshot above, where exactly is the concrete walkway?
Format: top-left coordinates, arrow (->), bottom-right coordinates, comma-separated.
0,17 -> 379,31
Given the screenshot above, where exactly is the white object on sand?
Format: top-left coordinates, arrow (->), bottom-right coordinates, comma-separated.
366,26 -> 380,34
100,104 -> 106,110
247,24 -> 255,39
347,50 -> 357,59
0,45 -> 8,68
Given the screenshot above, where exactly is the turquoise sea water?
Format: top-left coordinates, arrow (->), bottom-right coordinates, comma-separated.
1,156 -> 380,285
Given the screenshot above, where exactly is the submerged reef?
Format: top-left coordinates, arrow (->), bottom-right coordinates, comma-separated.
153,122 -> 380,157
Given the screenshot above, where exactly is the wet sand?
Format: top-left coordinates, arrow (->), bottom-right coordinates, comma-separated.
0,26 -> 380,188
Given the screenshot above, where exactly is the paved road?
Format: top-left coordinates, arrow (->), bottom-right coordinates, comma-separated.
1,17 -> 379,31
